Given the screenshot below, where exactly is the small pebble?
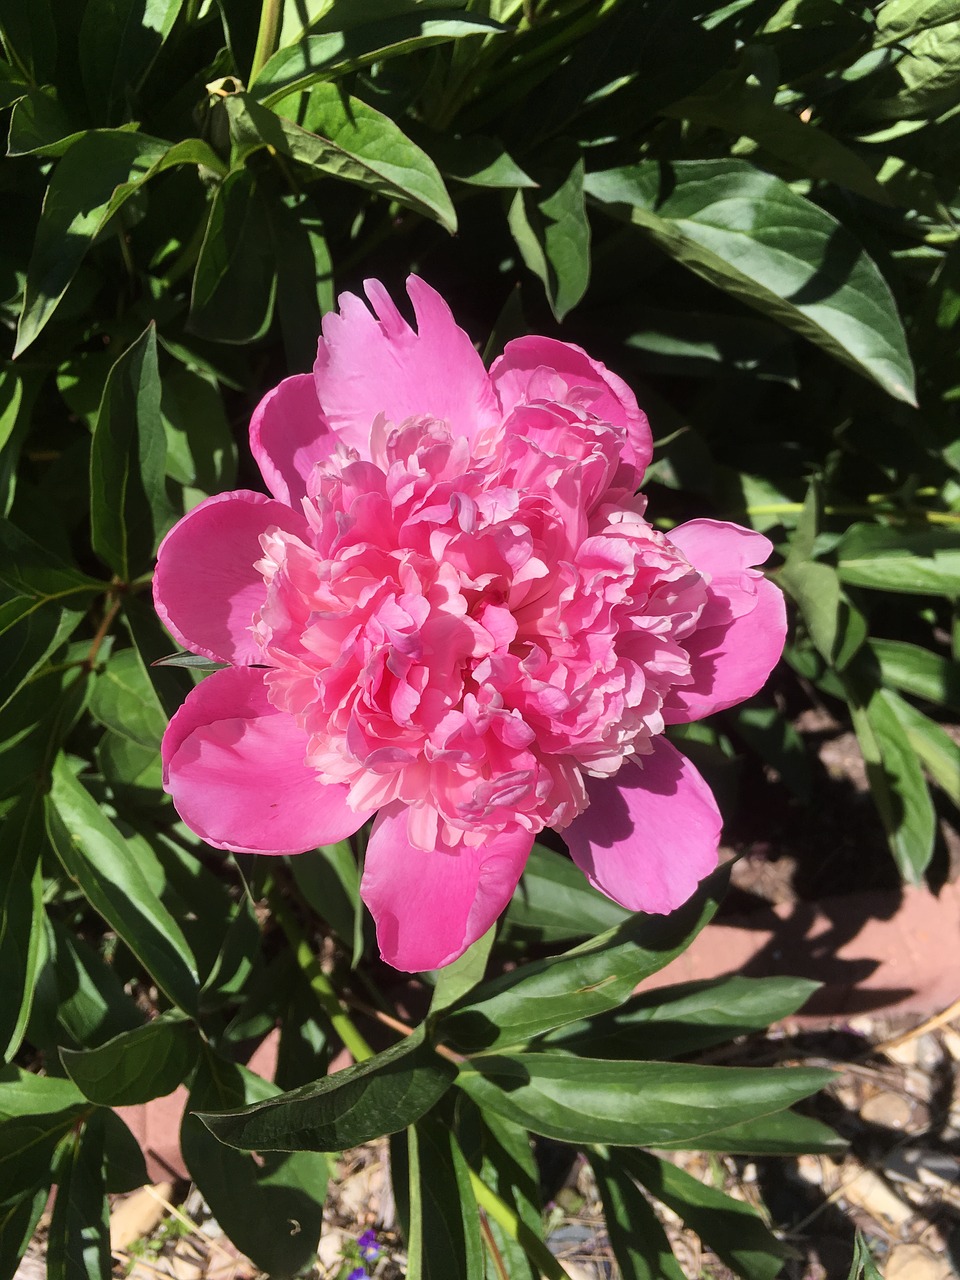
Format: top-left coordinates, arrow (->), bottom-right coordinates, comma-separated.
860,1090 -> 913,1130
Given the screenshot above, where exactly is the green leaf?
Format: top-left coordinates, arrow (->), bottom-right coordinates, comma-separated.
847,1230 -> 884,1280
508,144 -> 590,321
457,1104 -> 540,1280
870,638 -> 960,713
0,0 -> 56,83
876,0 -> 960,44
459,1054 -> 833,1147
61,1014 -> 200,1107
180,1051 -> 328,1276
161,365 -> 238,495
836,524 -> 960,596
6,86 -> 91,158
0,1098 -> 88,1206
0,1187 -> 47,1280
842,675 -> 935,883
252,12 -> 506,103
429,133 -> 537,188
90,647 -> 167,750
864,19 -> 960,119
289,840 -> 363,963
0,795 -> 46,1063
541,975 -> 820,1059
664,85 -> 889,204
624,1150 -> 786,1280
622,306 -> 797,383
437,866 -> 727,1053
882,688 -> 960,807
78,0 -> 185,124
46,1114 -> 111,1280
90,324 -> 171,581
503,843 -> 630,945
584,159 -> 916,404
151,651 -> 227,672
653,1107 -> 845,1155
407,1112 -> 483,1280
429,926 -> 496,1016
189,167 -> 277,344
46,754 -> 200,1014
15,132 -> 225,355
591,1151 -> 686,1280
229,89 -> 457,233
199,1030 -> 457,1153
38,918 -> 145,1051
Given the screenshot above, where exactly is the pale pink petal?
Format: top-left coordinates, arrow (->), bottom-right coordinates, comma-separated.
153,491 -> 310,664
664,519 -> 787,722
162,666 -> 369,854
490,336 -> 653,473
250,374 -> 340,506
360,803 -> 533,970
313,276 -> 500,455
563,738 -> 721,914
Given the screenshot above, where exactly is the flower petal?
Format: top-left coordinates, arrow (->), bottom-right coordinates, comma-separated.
313,276 -> 500,455
162,666 -> 368,854
360,804 -> 533,970
563,738 -> 721,914
250,373 -> 340,506
153,490 -> 310,664
664,519 -> 787,722
490,336 -> 653,474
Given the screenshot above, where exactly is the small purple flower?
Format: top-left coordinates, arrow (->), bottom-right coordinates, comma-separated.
358,1229 -> 380,1261
347,1269 -> 365,1280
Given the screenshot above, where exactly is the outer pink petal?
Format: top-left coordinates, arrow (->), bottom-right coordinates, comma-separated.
489,336 -> 653,473
563,739 -> 721,914
663,519 -> 787,723
313,276 -> 500,455
153,491 -> 310,665
360,804 -> 533,971
250,373 -> 340,506
162,666 -> 369,855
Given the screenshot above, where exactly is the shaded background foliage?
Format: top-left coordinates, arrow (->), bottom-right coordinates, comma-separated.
1,0 -> 958,1277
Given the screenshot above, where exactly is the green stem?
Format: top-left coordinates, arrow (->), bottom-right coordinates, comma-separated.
250,0 -> 284,85
746,501 -> 960,526
468,1170 -> 571,1280
265,880 -> 375,1062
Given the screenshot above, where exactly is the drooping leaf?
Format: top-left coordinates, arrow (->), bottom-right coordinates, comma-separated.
458,1054 -> 833,1147
507,144 -> 590,321
437,866 -> 727,1053
252,11 -> 506,103
624,1150 -> 787,1280
591,1151 -> 686,1280
180,1050 -> 329,1276
199,1030 -> 457,1153
228,89 -> 457,233
584,159 -> 916,404
61,1013 -> 200,1107
46,754 -> 200,1014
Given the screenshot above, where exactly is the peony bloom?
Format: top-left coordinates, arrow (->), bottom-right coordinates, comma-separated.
154,277 -> 786,971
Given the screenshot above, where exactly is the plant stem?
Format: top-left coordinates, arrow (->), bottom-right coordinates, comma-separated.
250,0 -> 284,85
746,501 -> 960,526
266,880 -> 375,1062
468,1171 -> 571,1280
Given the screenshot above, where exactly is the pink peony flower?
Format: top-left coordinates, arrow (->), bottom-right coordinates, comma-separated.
154,277 -> 786,971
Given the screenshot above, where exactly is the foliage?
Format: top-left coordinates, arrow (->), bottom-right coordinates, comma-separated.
2,0 -> 958,1275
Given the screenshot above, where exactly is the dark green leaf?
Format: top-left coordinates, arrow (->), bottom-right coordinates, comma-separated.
89,325 -> 172,580
46,754 -> 200,1013
39,918 -> 145,1051
228,89 -> 457,233
252,12 -> 506,103
61,1014 -> 200,1107
151,652 -> 227,671
591,1151 -> 686,1280
189,168 -> 277,344
541,975 -> 820,1059
6,86 -> 89,158
843,675 -> 936,882
437,866 -> 727,1053
624,1150 -> 786,1280
161,365 -> 238,496
622,306 -> 797,383
290,840 -> 363,963
459,1054 -> 833,1146
508,144 -> 589,321
78,0 -> 185,124
636,1108 -> 846,1155
428,926 -> 496,1016
47,1114 -> 111,1280
180,1050 -> 328,1276
584,160 -> 916,404
882,688 -> 960,808
870,638 -> 960,713
15,132 -> 225,354
429,133 -> 536,188
779,559 -> 867,670
847,1230 -> 883,1280
0,1186 -> 47,1280
90,647 -> 167,750
836,524 -> 960,596
199,1030 -> 457,1153
101,1111 -> 149,1194
0,794 -> 46,1062
457,1103 -> 540,1280
0,1076 -> 87,1205
0,0 -> 56,83
502,842 -> 630,945
406,1112 -> 483,1280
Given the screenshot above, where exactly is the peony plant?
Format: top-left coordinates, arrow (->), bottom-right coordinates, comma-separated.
154,277 -> 785,970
